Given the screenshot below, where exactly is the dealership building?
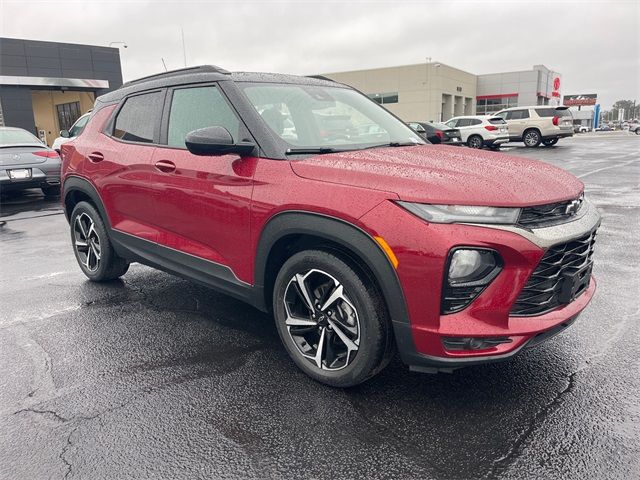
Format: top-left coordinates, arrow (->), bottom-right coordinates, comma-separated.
0,37 -> 123,146
323,63 -> 563,122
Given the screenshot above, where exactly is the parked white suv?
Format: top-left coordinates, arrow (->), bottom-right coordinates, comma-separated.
444,115 -> 509,149
494,106 -> 573,147
51,112 -> 91,153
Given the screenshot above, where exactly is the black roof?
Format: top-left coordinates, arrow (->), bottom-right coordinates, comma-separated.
97,65 -> 341,104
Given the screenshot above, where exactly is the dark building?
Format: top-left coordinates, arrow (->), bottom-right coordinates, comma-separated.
0,37 -> 123,145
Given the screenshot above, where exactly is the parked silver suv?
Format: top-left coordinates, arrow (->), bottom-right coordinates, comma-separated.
495,106 -> 574,147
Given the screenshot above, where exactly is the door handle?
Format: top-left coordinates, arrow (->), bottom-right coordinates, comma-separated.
155,160 -> 176,173
87,151 -> 104,163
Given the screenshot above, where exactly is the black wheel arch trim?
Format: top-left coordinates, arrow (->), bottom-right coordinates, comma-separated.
62,175 -> 111,227
254,210 -> 420,363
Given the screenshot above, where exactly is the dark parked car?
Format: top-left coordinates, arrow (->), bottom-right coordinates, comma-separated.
407,121 -> 462,145
61,66 -> 599,387
0,127 -> 61,196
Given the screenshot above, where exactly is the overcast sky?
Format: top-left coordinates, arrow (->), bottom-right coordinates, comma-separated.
1,0 -> 638,109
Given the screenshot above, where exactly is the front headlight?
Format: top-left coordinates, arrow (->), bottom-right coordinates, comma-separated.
398,202 -> 520,225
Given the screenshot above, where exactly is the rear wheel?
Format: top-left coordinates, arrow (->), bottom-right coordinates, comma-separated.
467,135 -> 483,149
542,138 -> 559,147
523,129 -> 541,147
70,201 -> 129,281
273,250 -> 392,387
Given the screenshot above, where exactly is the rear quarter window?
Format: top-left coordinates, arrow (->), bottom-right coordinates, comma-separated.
113,91 -> 164,144
536,108 -> 572,118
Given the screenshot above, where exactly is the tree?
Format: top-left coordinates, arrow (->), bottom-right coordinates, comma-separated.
609,99 -> 638,121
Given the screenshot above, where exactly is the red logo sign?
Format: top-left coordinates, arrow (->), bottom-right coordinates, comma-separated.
553,77 -> 560,91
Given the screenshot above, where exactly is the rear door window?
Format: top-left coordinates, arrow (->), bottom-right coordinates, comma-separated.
509,110 -> 530,120
469,119 -> 482,126
167,85 -> 241,148
113,91 -> 164,143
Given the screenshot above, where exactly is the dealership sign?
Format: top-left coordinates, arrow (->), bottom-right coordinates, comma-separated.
564,94 -> 598,106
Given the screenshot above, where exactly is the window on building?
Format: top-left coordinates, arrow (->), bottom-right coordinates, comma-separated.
476,95 -> 518,115
367,92 -> 399,105
167,86 -> 240,148
56,101 -> 81,132
113,91 -> 164,144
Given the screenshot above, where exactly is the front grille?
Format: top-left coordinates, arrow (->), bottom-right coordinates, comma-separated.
518,194 -> 584,228
511,230 -> 597,316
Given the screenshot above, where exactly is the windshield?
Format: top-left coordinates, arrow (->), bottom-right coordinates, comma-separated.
69,114 -> 90,137
0,128 -> 44,148
240,83 -> 424,152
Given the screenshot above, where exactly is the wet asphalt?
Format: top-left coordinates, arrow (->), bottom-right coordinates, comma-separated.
0,132 -> 638,479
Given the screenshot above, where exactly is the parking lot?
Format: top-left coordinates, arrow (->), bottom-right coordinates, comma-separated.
0,132 -> 638,479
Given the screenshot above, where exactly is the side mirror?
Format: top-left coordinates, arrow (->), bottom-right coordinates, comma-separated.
60,130 -> 70,138
185,126 -> 255,156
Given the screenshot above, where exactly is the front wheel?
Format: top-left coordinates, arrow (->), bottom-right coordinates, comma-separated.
70,201 -> 129,281
273,250 -> 392,387
542,138 -> 559,147
523,129 -> 541,147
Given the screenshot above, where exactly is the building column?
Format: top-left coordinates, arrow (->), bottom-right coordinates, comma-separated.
0,86 -> 36,134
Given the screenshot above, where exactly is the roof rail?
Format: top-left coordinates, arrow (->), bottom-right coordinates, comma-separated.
306,75 -> 335,82
122,65 -> 230,87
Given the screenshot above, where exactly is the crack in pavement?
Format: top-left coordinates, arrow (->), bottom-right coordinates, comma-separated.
484,305 -> 640,478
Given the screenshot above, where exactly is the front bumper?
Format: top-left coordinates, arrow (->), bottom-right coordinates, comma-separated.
360,199 -> 601,372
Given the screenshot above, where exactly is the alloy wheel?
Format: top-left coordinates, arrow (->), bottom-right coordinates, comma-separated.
73,212 -> 101,272
524,131 -> 539,146
283,269 -> 360,371
469,136 -> 482,149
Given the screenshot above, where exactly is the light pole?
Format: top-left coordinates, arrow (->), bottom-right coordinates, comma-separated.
425,58 -> 441,121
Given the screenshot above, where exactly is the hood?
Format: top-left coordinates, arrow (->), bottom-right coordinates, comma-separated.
290,145 -> 583,206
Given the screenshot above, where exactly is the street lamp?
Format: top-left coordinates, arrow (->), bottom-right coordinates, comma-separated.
109,41 -> 128,48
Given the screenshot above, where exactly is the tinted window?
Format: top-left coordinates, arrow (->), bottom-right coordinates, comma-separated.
445,119 -> 458,128
488,117 -> 507,125
113,91 -> 164,143
469,118 -> 482,126
536,108 -> 572,118
167,86 -> 240,148
456,119 -> 471,127
509,110 -> 530,120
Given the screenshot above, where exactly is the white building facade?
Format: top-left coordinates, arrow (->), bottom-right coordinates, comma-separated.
322,64 -> 562,122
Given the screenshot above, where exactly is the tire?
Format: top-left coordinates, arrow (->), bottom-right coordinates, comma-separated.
542,138 -> 559,147
523,129 -> 541,147
467,135 -> 483,149
70,201 -> 129,281
41,186 -> 60,197
635,128 -> 640,135
273,249 -> 392,387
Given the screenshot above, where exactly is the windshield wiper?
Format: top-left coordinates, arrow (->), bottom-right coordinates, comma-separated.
285,147 -> 339,155
361,141 -> 422,150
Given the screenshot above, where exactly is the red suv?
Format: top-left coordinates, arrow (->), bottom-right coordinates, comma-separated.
61,66 -> 600,387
